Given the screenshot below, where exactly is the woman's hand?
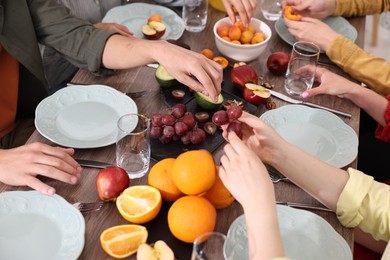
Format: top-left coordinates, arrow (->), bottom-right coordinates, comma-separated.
222,0 -> 257,26
0,143 -> 81,195
282,0 -> 335,19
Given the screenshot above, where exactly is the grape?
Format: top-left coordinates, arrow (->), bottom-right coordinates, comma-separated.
212,110 -> 229,126
190,128 -> 206,144
174,121 -> 189,136
151,113 -> 163,127
149,126 -> 163,139
203,122 -> 217,135
227,121 -> 242,138
194,112 -> 210,123
171,104 -> 187,118
162,114 -> 176,126
163,125 -> 175,138
227,105 -> 243,121
181,132 -> 192,145
159,135 -> 172,144
182,112 -> 196,129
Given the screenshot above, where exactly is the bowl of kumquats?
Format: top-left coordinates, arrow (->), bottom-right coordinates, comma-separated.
213,17 -> 272,62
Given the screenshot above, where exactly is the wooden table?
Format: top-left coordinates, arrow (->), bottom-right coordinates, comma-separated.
0,3 -> 365,259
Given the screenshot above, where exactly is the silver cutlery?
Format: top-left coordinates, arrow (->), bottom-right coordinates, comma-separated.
76,159 -> 113,169
269,89 -> 352,118
276,201 -> 333,212
270,174 -> 289,184
72,201 -> 104,213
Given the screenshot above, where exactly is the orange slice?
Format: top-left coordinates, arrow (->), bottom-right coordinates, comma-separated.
100,224 -> 148,258
116,185 -> 162,224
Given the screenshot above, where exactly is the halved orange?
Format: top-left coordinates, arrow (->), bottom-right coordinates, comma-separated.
116,185 -> 162,224
100,224 -> 148,258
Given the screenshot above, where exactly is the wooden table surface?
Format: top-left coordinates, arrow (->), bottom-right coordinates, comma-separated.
0,2 -> 366,259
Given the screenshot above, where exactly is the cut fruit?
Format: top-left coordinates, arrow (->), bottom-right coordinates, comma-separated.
142,21 -> 166,40
213,56 -> 229,69
253,89 -> 271,98
116,185 -> 162,224
245,83 -> 266,91
171,89 -> 185,100
194,111 -> 210,123
194,92 -> 224,110
136,240 -> 175,260
155,65 -> 178,88
100,224 -> 148,258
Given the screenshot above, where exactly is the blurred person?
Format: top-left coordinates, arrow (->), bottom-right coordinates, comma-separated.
0,0 -> 222,195
42,0 -> 132,94
219,113 -> 390,259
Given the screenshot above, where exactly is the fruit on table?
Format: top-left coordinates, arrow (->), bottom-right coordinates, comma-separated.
201,48 -> 215,59
194,91 -> 224,110
212,56 -> 229,69
167,195 -> 216,243
155,65 -> 178,88
243,83 -> 271,105
100,224 -> 148,258
171,89 -> 185,100
212,103 -> 243,138
96,166 -> 130,202
148,158 -> 184,202
284,6 -> 302,21
217,21 -> 267,45
231,64 -> 258,91
267,51 -> 291,76
137,240 -> 175,260
171,149 -> 216,195
203,121 -> 217,135
194,111 -> 210,123
116,185 -> 162,224
142,21 -> 166,40
216,25 -> 229,38
203,169 -> 235,209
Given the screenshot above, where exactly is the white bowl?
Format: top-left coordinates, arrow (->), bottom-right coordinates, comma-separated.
213,17 -> 272,62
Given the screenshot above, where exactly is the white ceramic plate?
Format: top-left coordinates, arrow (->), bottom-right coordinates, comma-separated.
260,104 -> 358,168
0,191 -> 85,260
224,205 -> 352,260
154,0 -> 184,7
102,3 -> 185,40
275,16 -> 358,51
35,84 -> 137,149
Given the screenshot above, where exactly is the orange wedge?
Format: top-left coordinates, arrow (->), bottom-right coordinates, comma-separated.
100,224 -> 148,258
116,185 -> 162,224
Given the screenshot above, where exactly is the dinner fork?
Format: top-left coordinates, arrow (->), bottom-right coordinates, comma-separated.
72,201 -> 104,213
267,166 -> 290,184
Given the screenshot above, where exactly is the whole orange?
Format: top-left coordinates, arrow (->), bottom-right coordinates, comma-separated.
167,195 -> 216,243
148,158 -> 184,202
171,150 -> 216,195
203,170 -> 235,209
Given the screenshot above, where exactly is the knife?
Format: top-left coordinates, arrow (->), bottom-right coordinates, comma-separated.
276,201 -> 333,212
76,159 -> 114,169
268,89 -> 352,118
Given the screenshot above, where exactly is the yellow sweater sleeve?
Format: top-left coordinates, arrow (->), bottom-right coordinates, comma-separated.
327,35 -> 390,96
334,0 -> 390,16
336,168 -> 390,241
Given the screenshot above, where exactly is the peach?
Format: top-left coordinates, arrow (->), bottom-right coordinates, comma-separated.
251,32 -> 265,44
247,26 -> 256,34
228,26 -> 241,41
216,25 -> 229,38
222,36 -> 231,42
240,30 -> 254,44
231,40 -> 242,45
234,20 -> 246,32
148,14 -> 162,23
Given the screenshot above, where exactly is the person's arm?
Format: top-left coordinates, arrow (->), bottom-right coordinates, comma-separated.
219,132 -> 285,259
0,143 -> 81,195
94,22 -> 133,36
333,0 -> 390,17
282,0 -> 336,19
302,67 -> 388,126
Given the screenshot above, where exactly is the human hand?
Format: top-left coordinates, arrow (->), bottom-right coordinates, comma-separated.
219,132 -> 274,207
222,0 -> 257,26
0,143 -> 81,195
95,22 -> 133,36
282,0 -> 335,19
156,42 -> 223,101
284,17 -> 338,51
302,67 -> 360,99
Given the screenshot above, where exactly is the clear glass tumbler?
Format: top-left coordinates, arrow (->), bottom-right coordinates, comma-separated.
260,0 -> 282,21
182,0 -> 209,32
191,232 -> 227,260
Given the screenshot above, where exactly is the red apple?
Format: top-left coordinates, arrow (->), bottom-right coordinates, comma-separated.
243,83 -> 271,105
230,64 -> 258,91
142,21 -> 166,40
266,52 -> 291,76
96,166 -> 130,202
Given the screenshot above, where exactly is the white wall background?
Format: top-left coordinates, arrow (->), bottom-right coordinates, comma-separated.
364,14 -> 390,63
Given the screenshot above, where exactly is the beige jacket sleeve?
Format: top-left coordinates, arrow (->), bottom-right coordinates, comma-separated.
336,168 -> 390,242
327,36 -> 390,96
334,0 -> 390,16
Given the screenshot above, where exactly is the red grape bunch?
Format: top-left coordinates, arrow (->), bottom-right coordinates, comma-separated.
212,104 -> 243,138
149,104 -> 208,145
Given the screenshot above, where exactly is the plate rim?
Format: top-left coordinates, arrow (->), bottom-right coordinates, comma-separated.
274,16 -> 358,50
35,84 -> 137,149
259,104 -> 358,168
0,190 -> 85,260
102,2 -> 185,40
224,205 -> 352,260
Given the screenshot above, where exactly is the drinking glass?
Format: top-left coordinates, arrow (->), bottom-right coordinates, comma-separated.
191,232 -> 226,260
285,41 -> 320,97
260,0 -> 282,21
182,0 -> 209,32
116,113 -> 151,179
